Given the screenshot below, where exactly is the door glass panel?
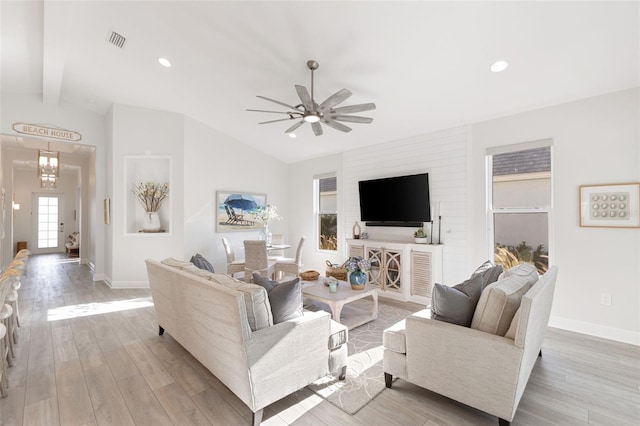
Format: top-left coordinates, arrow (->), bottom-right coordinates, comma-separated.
37,196 -> 59,249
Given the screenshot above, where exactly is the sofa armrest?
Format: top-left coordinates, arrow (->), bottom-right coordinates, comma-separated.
244,310 -> 335,410
405,314 -> 524,420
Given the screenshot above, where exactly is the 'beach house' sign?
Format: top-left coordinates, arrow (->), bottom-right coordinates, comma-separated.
12,123 -> 82,142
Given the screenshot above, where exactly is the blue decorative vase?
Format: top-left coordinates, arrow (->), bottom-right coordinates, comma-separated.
349,271 -> 367,290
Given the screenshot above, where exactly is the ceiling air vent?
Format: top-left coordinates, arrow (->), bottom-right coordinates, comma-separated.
107,31 -> 127,48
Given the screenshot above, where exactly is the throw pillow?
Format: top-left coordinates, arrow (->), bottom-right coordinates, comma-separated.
471,260 -> 503,289
430,274 -> 484,327
470,265 -> 538,335
504,308 -> 520,340
190,253 -> 215,272
253,273 -> 303,324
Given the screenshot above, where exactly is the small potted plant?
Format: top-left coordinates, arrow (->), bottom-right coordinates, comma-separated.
414,228 -> 428,244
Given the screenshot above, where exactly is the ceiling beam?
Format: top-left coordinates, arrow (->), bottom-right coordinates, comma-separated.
42,0 -> 73,106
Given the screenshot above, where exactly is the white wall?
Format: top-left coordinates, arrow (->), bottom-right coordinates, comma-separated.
288,153 -> 344,275
108,104 -> 185,287
183,117 -> 288,273
342,126 -> 471,285
471,88 -> 640,344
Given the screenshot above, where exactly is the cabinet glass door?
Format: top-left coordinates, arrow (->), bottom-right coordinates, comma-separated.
384,250 -> 402,291
366,247 -> 384,288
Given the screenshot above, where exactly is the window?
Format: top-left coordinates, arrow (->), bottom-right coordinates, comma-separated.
488,142 -> 552,274
315,175 -> 337,251
38,196 -> 59,249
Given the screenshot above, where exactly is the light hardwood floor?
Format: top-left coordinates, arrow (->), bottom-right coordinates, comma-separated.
1,254 -> 638,425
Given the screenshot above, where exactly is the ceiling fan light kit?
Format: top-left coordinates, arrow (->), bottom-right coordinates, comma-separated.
248,60 -> 376,136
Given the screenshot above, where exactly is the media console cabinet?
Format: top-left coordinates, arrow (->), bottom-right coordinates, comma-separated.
346,239 -> 443,305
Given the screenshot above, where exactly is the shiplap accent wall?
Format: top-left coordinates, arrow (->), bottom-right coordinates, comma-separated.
342,125 -> 471,285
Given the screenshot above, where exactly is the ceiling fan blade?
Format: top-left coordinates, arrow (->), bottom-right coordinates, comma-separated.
295,85 -> 314,111
311,122 -> 323,136
256,95 -> 298,110
285,120 -> 305,133
331,115 -> 373,124
259,118 -> 296,125
318,89 -> 352,112
247,109 -> 301,115
323,118 -> 352,133
330,103 -> 376,114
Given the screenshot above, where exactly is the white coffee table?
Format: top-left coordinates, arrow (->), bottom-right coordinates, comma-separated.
302,279 -> 378,330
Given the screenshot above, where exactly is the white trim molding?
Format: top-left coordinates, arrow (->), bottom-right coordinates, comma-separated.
109,280 -> 150,289
550,315 -> 640,346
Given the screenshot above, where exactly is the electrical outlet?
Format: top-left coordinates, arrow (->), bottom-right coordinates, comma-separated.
601,293 -> 612,306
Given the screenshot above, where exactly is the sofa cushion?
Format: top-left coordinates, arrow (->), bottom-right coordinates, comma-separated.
431,274 -> 483,327
471,260 -> 503,289
504,307 -> 520,340
161,257 -> 194,269
470,264 -> 539,335
190,253 -> 215,272
383,319 -> 408,353
500,262 -> 538,282
253,273 -> 304,324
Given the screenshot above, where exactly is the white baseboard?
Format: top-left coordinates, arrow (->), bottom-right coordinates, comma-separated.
109,280 -> 150,289
549,315 -> 640,346
93,273 -> 106,282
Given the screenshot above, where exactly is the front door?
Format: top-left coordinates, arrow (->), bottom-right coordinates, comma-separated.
32,194 -> 65,254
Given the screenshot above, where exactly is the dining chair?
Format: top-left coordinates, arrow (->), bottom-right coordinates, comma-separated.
274,236 -> 305,280
268,233 -> 285,260
0,277 -> 15,368
222,237 -> 245,278
243,240 -> 276,283
0,321 -> 7,397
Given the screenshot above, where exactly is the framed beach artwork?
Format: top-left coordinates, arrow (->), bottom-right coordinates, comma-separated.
579,183 -> 640,228
216,191 -> 266,232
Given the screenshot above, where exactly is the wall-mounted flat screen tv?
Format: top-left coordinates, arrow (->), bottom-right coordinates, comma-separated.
358,173 -> 430,227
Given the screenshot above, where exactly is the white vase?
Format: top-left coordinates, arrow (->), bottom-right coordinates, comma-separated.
143,212 -> 161,232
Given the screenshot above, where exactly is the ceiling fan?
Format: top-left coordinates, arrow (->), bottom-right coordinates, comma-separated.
247,60 -> 376,136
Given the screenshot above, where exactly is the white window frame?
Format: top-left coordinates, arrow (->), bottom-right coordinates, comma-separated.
486,140 -> 554,267
314,173 -> 338,253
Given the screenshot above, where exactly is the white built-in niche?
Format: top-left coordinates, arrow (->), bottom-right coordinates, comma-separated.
124,155 -> 172,235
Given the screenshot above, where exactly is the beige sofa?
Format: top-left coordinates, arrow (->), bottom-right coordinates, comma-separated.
383,265 -> 558,425
146,259 -> 348,425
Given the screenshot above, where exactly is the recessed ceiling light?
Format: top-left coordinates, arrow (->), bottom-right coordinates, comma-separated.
288,133 -> 297,138
158,57 -> 172,68
490,60 -> 509,73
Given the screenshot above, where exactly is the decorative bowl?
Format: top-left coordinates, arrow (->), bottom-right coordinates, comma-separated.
300,270 -> 320,281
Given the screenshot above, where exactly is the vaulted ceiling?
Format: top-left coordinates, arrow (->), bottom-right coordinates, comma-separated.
2,1 -> 638,163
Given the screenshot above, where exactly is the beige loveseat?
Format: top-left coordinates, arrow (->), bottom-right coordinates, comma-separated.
146,259 -> 348,425
383,265 -> 558,425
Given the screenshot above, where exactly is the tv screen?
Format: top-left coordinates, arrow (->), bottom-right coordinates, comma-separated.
358,173 -> 431,226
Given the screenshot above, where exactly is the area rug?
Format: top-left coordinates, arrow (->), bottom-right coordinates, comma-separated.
306,300 -> 421,415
